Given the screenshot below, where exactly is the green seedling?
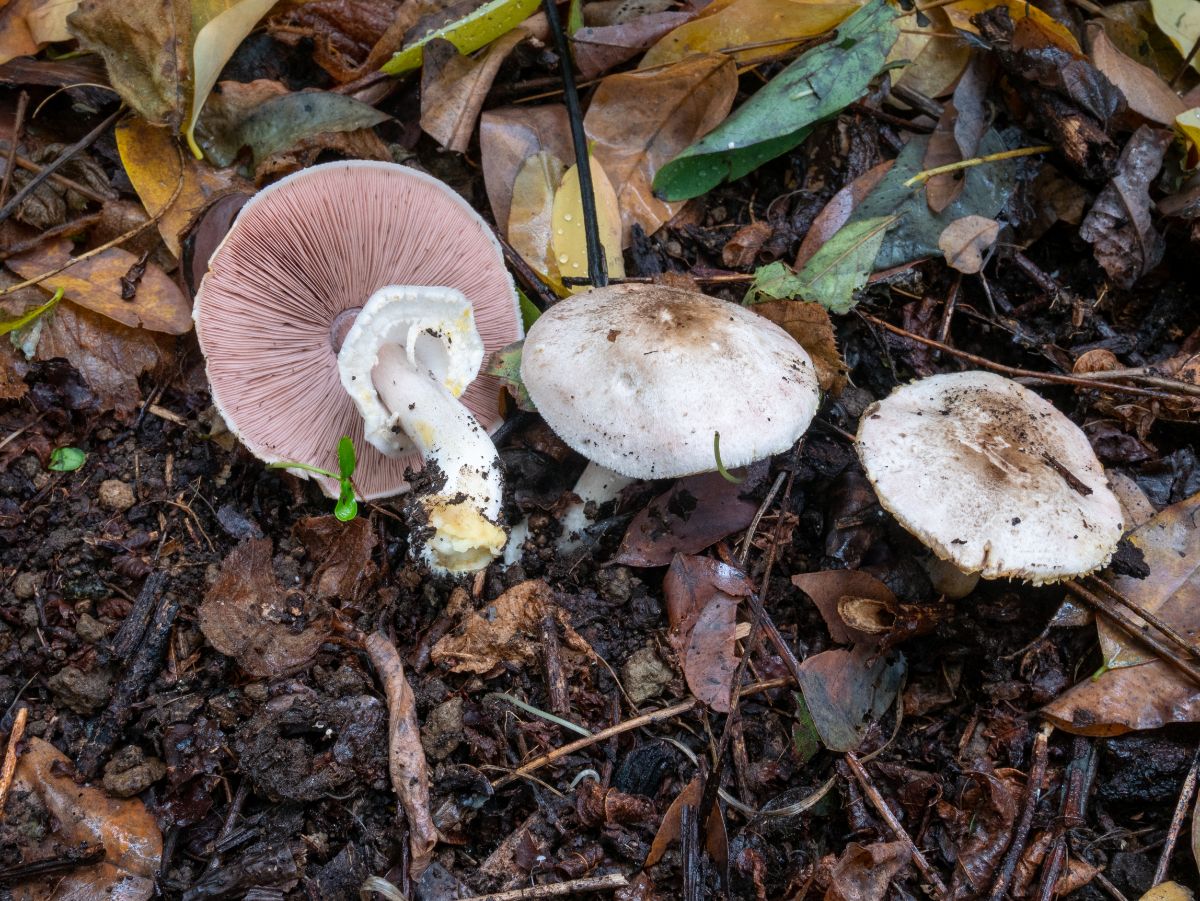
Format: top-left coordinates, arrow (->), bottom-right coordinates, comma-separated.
713,432 -> 745,484
0,288 -> 63,337
48,446 -> 86,472
268,435 -> 359,521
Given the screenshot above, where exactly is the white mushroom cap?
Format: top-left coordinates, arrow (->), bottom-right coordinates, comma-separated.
856,371 -> 1124,584
521,284 -> 820,478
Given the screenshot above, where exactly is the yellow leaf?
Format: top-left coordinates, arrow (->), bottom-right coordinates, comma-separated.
1152,0 -> 1200,72
508,151 -> 569,291
116,115 -> 247,258
1176,107 -> 1200,167
185,0 -> 280,158
944,0 -> 1081,53
381,0 -> 542,75
639,0 -> 859,68
1139,884 -> 1194,901
551,159 -> 625,292
887,10 -> 970,100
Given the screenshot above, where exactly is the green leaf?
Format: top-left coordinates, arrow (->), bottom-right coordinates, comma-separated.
567,0 -> 584,36
337,435 -> 356,481
334,483 -> 358,522
486,339 -> 537,411
0,288 -> 62,336
517,289 -> 541,331
652,0 -> 898,201
48,447 -> 86,472
792,692 -> 823,765
380,0 -> 542,75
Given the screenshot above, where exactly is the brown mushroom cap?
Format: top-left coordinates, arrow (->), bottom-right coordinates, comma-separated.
521,284 -> 820,478
856,371 -> 1124,584
194,161 -> 520,500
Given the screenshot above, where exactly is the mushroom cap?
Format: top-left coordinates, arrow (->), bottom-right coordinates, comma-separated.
194,161 -> 520,501
521,284 -> 820,478
855,370 -> 1124,584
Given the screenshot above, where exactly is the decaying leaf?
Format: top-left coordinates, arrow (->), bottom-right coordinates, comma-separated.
380,0 -> 541,74
1151,0 -> 1200,73
794,160 -> 894,269
508,151 -> 568,286
294,515 -> 378,602
1079,125 -> 1172,288
10,737 -> 162,901
198,538 -> 330,678
945,0 -> 1081,53
938,215 -> 1001,274
664,555 -> 755,713
752,301 -> 848,394
486,339 -> 537,410
643,775 -> 728,870
420,31 -> 526,153
571,11 -> 691,78
937,770 -> 1021,896
796,644 -> 905,751
1089,24 -> 1187,126
791,570 -> 896,647
888,8 -> 970,102
825,841 -> 912,901
585,53 -> 737,244
924,103 -> 965,213
480,104 -> 575,235
0,0 -> 81,65
551,158 -> 626,290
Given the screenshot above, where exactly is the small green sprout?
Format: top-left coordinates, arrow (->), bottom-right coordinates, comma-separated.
713,432 -> 745,484
268,435 -> 358,521
48,446 -> 86,472
1,288 -> 64,337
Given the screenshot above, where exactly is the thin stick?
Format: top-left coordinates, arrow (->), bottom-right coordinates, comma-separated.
738,470 -> 786,567
0,92 -> 29,209
0,151 -> 113,205
989,725 -> 1051,901
451,872 -> 628,900
904,145 -> 1053,187
844,751 -> 948,899
1153,745 -> 1200,886
857,312 -> 1193,401
1084,576 -> 1199,660
0,707 -> 28,816
0,106 -> 121,225
1172,33 -> 1200,87
542,0 -> 606,289
498,231 -> 559,310
491,678 -> 788,789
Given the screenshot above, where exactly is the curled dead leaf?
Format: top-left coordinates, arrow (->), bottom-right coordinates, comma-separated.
937,215 -> 1001,274
752,300 -> 849,396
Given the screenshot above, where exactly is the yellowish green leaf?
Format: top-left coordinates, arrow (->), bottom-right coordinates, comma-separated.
0,288 -> 62,337
551,159 -> 626,292
1177,107 -> 1200,166
944,0 -> 1081,53
381,0 -> 542,75
1152,0 -> 1200,72
508,151 -> 568,290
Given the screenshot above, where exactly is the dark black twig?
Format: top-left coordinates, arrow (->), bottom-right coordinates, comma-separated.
989,727 -> 1050,901
0,845 -> 106,884
1153,744 -> 1200,886
498,231 -> 558,310
0,92 -> 29,209
108,571 -> 170,659
541,0 -> 607,289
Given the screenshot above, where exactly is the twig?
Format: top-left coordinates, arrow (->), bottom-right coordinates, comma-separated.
0,707 -> 29,816
0,106 -> 121,225
0,92 -> 29,209
0,145 -> 116,205
681,802 -> 702,901
844,751 -> 948,899
1171,33 -> 1200,87
738,470 -> 786,567
857,311 -> 1194,401
498,231 -> 558,311
491,678 -> 788,789
1084,577 -> 1199,660
199,782 -> 249,878
540,607 -> 570,720
542,0 -> 606,289
108,571 -> 169,658
936,274 -> 962,348
904,145 -> 1053,188
450,872 -> 628,900
889,82 -> 944,118
0,845 -> 106,885
989,725 -> 1052,901
1153,744 -> 1200,886
1035,738 -> 1095,901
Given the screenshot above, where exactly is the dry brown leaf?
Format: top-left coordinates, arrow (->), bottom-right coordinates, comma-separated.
480,105 -> 575,239
198,539 -> 330,678
10,737 -> 161,901
925,102 -> 964,213
643,775 -> 728,870
938,215 -> 1001,274
431,580 -> 593,675
797,644 -> 905,752
0,0 -> 80,66
585,54 -> 737,244
889,9 -> 971,101
420,31 -> 526,153
722,220 -> 773,268
791,570 -> 895,646
572,11 -> 692,78
1089,23 -> 1187,125
795,160 -> 893,269
294,515 -> 378,602
7,238 -> 193,334
825,841 -> 912,901
752,300 -> 849,395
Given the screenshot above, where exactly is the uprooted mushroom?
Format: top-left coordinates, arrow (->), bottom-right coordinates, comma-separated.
194,161 -> 523,574
506,284 -> 822,562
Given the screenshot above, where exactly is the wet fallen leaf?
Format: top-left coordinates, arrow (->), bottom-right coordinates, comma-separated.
295,515 -> 378,602
938,215 -> 1000,273
0,0 -> 80,65
791,570 -> 896,647
1080,125 -> 1172,288
722,220 -> 773,268
1089,24 -> 1186,125
421,31 -> 526,153
752,301 -> 848,394
945,0 -> 1081,53
953,54 -> 994,159
825,841 -> 911,901
585,54 -> 736,244
10,737 -> 161,901
937,770 -> 1021,896
115,115 -> 247,258
640,0 -> 857,68
480,104 -> 575,235
794,160 -> 894,269
6,238 -> 193,334
571,11 -> 691,78
431,580 -> 593,674
488,339 -> 538,410
267,0 -> 403,81
1140,885 -> 1195,901
643,775 -> 728,869
614,468 -> 764,567
198,538 -> 331,678
796,644 -> 905,751
1151,0 -> 1200,73
664,555 -> 755,713
508,151 -> 568,286
551,157 -> 625,290
888,9 -> 970,102
654,0 -> 898,201
924,103 -> 964,213
381,0 -> 541,74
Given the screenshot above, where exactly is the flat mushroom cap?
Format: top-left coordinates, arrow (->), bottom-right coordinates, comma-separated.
194,161 -> 520,500
855,371 -> 1124,584
521,284 -> 819,478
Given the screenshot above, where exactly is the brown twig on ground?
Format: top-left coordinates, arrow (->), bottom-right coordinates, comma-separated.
0,92 -> 29,209
888,82 -> 944,118
498,231 -> 559,311
540,605 -> 570,720
491,678 -> 789,790
681,802 -> 702,901
989,725 -> 1052,901
0,707 -> 28,816
365,631 -> 438,879
844,751 -> 948,900
1084,576 -> 1199,657
936,275 -> 962,348
1063,581 -> 1200,687
0,149 -> 114,205
0,106 -> 121,225
0,844 -> 106,885
108,571 -> 170,659
197,782 -> 249,881
1035,737 -> 1095,901
857,311 -> 1200,401
450,872 -> 629,900
1172,33 -> 1200,86
1153,744 -> 1200,886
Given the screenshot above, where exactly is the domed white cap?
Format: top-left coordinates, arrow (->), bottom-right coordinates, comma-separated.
856,371 -> 1124,584
521,284 -> 820,478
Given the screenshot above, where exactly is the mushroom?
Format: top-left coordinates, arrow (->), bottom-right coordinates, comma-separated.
194,161 -> 522,573
855,370 -> 1124,587
506,284 -> 821,560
